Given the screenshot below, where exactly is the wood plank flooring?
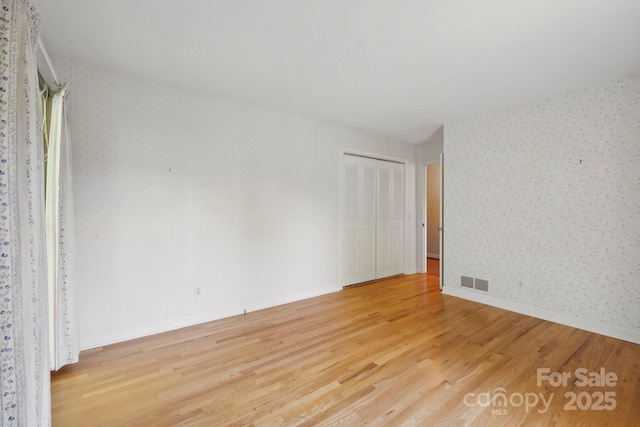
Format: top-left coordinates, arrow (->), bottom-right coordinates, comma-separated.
427,257 -> 439,277
52,272 -> 640,426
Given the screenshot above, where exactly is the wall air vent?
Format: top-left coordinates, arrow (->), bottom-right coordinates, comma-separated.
461,276 -> 474,288
475,279 -> 489,292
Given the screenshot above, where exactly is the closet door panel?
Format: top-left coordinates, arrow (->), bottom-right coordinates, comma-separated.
341,155 -> 376,286
376,164 -> 391,276
360,162 -> 376,279
389,167 -> 404,276
342,229 -> 358,277
377,160 -> 404,279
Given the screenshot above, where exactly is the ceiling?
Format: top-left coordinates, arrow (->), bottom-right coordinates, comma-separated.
33,0 -> 640,144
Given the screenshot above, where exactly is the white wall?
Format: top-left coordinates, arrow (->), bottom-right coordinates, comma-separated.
443,74 -> 640,343
55,57 -> 417,349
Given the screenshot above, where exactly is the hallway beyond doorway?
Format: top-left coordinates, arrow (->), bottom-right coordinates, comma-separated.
427,257 -> 439,277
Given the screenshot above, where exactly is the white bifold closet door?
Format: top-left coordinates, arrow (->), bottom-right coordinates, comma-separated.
375,160 -> 404,279
341,155 -> 404,286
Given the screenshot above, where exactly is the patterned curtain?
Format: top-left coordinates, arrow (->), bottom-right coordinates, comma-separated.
0,0 -> 51,425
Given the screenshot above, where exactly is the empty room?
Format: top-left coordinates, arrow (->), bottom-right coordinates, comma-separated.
3,0 -> 640,425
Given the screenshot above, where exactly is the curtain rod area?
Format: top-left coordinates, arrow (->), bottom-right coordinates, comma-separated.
37,38 -> 61,87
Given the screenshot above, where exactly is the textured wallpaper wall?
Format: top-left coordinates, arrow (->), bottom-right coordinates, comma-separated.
54,57 -> 417,349
444,74 -> 640,339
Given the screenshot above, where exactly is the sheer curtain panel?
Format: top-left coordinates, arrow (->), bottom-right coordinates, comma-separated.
0,0 -> 51,425
45,83 -> 79,371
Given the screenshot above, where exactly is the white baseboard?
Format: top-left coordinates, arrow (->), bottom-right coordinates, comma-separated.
79,284 -> 340,350
442,286 -> 640,344
426,253 -> 440,259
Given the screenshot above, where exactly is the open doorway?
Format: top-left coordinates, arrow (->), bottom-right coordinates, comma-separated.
419,157 -> 443,287
425,163 -> 440,276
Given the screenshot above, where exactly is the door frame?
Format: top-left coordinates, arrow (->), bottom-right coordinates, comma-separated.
339,148 -> 411,287
418,158 -> 443,283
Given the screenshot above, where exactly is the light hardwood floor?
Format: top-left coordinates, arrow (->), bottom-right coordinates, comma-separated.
427,257 -> 439,277
52,271 -> 640,426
